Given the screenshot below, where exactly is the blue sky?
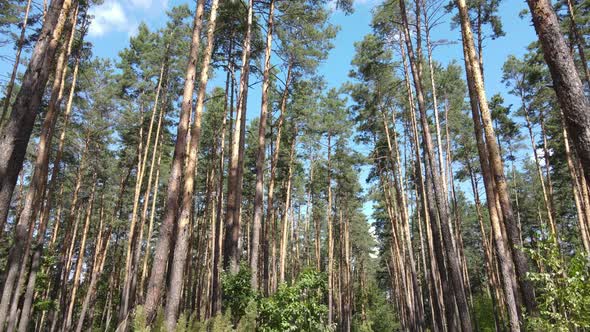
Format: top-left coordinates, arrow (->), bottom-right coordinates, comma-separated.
82,0 -> 537,114
0,0 -> 538,121
0,0 -> 539,221
0,0 -> 537,130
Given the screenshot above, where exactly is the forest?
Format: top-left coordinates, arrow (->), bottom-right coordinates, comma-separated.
0,0 -> 589,331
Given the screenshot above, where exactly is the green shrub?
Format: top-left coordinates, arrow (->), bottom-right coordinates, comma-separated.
525,238 -> 590,331
221,265 -> 256,323
472,293 -> 498,332
257,269 -> 331,332
134,268 -> 333,331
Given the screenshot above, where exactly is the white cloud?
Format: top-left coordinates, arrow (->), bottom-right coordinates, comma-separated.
88,1 -> 128,37
130,0 -> 152,9
354,0 -> 379,7
88,0 -> 168,38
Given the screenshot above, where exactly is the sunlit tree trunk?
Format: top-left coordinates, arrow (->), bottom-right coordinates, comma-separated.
46,133 -> 89,331
562,114 -> 590,255
64,175 -> 97,331
457,8 -> 523,330
0,0 -> 73,233
141,0 -> 206,324
225,0 -> 254,274
264,63 -> 292,294
457,0 -> 536,317
251,0 -> 275,290
212,55 -> 233,315
128,60 -> 167,307
520,91 -> 557,237
0,0 -> 33,128
139,144 -> 163,300
527,0 -> 590,193
564,0 -> 590,87
163,0 -> 219,328
400,1 -> 471,329
467,162 -> 505,331
422,1 -> 447,195
326,133 -> 334,326
400,38 -> 446,331
0,4 -> 78,325
279,135 -> 296,283
74,207 -> 110,332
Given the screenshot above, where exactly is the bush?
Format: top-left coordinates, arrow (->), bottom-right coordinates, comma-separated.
472,294 -> 498,332
221,265 -> 256,323
352,282 -> 398,332
525,238 -> 590,331
133,268 -> 331,331
258,269 -> 331,332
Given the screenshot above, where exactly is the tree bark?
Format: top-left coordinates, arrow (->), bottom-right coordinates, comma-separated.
141,0 -> 206,324
326,133 -> 334,326
564,0 -> 590,88
561,114 -> 590,255
458,9 -> 523,330
399,1 -> 472,329
457,0 -> 536,315
163,0 -> 219,328
138,140 -> 164,300
0,0 -> 33,128
64,174 -> 97,331
527,0 -> 590,193
15,9 -> 83,331
0,0 -> 72,233
0,7 -> 80,326
120,58 -> 167,318
279,135 -> 296,283
212,49 -> 234,316
251,0 -> 275,290
225,0 -> 254,274
74,212 -> 110,332
263,63 -> 292,294
399,38 -> 446,331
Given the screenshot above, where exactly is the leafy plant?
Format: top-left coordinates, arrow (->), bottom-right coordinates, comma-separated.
258,269 -> 331,332
221,265 -> 256,323
525,238 -> 590,330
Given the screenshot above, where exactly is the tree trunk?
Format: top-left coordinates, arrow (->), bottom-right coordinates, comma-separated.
458,9 -> 523,330
527,0 -> 590,195
74,217 -> 110,332
521,92 -> 557,238
0,0 -> 33,128
263,63 -> 292,294
279,135 -> 296,283
0,5 -> 78,326
0,0 -> 72,233
15,9 -> 83,331
121,59 -> 167,316
562,114 -> 590,255
564,0 -> 590,88
399,1 -> 472,329
422,3 -> 447,196
141,0 -> 206,324
326,133 -> 334,326
250,0 -> 275,290
163,0 -> 219,328
457,0 -> 537,316
45,133 -> 89,331
118,102 -> 147,321
468,163 -> 504,331
212,49 -> 234,316
139,143 -> 164,300
399,38 -> 446,331
64,175 -> 97,331
225,0 -> 254,274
